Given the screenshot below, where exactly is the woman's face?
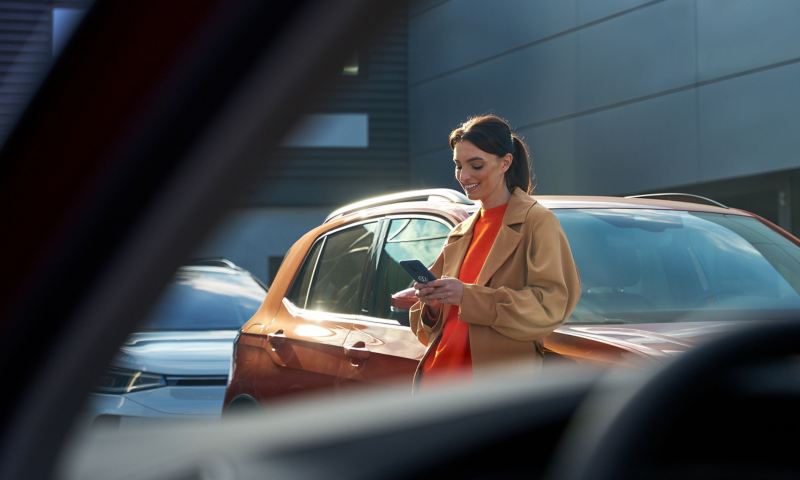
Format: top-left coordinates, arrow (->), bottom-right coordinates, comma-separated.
453,140 -> 512,206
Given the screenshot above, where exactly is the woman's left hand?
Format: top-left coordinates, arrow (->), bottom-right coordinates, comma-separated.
418,276 -> 464,305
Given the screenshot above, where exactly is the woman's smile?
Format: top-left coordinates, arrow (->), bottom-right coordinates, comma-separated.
462,182 -> 479,193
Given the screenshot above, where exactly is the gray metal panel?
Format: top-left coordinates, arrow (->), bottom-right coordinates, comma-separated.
573,89 -> 699,195
697,0 -> 800,81
408,148 -> 459,190
251,176 -> 409,208
698,62 -> 800,181
410,32 -> 578,156
407,0 -> 800,206
576,0 -> 656,24
409,0 -> 576,84
410,0 -> 449,17
576,0 -> 696,111
519,122 -> 578,195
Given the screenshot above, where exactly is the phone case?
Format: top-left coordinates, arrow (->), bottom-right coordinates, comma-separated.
399,260 -> 437,283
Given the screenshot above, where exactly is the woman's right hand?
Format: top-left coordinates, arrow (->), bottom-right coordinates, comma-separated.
413,281 -> 442,316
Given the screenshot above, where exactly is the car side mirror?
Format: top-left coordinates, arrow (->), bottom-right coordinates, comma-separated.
390,287 -> 417,327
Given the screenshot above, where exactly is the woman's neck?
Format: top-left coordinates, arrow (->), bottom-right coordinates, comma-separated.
480,187 -> 512,209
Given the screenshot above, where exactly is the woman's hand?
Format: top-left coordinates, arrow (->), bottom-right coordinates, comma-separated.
414,276 -> 465,309
414,281 -> 441,316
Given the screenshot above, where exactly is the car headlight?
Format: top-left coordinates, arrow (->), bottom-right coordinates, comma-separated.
94,367 -> 167,394
227,331 -> 240,387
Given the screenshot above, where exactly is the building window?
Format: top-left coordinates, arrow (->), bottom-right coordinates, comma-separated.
342,52 -> 359,76
52,8 -> 85,56
282,113 -> 369,148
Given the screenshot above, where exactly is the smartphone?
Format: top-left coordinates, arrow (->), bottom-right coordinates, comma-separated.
399,260 -> 437,284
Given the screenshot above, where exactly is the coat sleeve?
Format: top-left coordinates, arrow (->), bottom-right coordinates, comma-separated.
458,212 -> 581,341
408,250 -> 445,346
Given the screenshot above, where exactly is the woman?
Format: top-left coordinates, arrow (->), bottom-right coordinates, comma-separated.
409,114 -> 581,387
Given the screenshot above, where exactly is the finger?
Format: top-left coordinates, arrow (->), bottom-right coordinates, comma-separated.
436,278 -> 454,287
417,289 -> 430,298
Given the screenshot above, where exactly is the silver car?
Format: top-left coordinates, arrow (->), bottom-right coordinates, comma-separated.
86,260 -> 266,427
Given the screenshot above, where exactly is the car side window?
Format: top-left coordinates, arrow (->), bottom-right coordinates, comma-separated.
372,218 -> 451,319
304,222 -> 379,314
286,239 -> 324,309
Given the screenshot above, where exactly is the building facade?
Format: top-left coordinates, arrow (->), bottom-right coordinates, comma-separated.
408,0 -> 800,233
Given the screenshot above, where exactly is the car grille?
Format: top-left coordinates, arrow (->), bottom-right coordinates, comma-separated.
165,376 -> 228,387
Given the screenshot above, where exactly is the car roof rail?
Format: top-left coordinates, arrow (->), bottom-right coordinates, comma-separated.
624,192 -> 728,208
185,257 -> 240,269
325,188 -> 474,223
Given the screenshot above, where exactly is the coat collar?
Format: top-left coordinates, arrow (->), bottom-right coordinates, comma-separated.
443,188 -> 537,286
450,187 -> 536,237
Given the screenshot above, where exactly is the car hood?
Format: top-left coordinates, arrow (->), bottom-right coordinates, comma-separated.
552,320 -> 745,360
110,330 -> 238,376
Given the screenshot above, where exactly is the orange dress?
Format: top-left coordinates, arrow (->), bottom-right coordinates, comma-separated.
421,202 -> 508,384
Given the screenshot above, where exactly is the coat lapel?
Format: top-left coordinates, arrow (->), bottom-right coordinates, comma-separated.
475,188 -> 535,286
439,188 -> 536,306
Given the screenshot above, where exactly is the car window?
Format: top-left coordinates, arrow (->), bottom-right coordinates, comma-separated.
286,239 -> 324,309
371,218 -> 451,319
141,269 -> 265,331
305,222 -> 379,314
558,209 -> 800,324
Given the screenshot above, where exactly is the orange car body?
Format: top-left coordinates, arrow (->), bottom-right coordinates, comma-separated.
224,192 -> 800,408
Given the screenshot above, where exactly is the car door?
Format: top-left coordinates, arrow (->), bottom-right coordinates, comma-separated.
262,220 -> 381,397
341,216 -> 452,387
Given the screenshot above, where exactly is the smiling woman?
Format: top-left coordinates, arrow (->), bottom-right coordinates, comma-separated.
409,114 -> 582,388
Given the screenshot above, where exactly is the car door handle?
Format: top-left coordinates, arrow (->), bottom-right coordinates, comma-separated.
344,341 -> 370,367
267,329 -> 287,350
265,329 -> 290,367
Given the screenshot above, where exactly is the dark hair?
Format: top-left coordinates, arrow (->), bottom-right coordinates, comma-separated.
448,114 -> 534,194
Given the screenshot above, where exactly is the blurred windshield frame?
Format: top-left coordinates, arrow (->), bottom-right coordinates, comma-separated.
0,1 -> 406,478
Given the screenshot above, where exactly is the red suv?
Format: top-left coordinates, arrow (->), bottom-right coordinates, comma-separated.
224,189 -> 800,410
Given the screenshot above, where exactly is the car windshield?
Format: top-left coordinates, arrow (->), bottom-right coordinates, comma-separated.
140,269 -> 265,331
558,209 -> 800,324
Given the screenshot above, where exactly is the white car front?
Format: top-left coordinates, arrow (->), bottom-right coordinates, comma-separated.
84,262 -> 265,428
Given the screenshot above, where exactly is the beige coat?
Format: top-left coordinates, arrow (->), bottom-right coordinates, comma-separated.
409,188 -> 581,382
